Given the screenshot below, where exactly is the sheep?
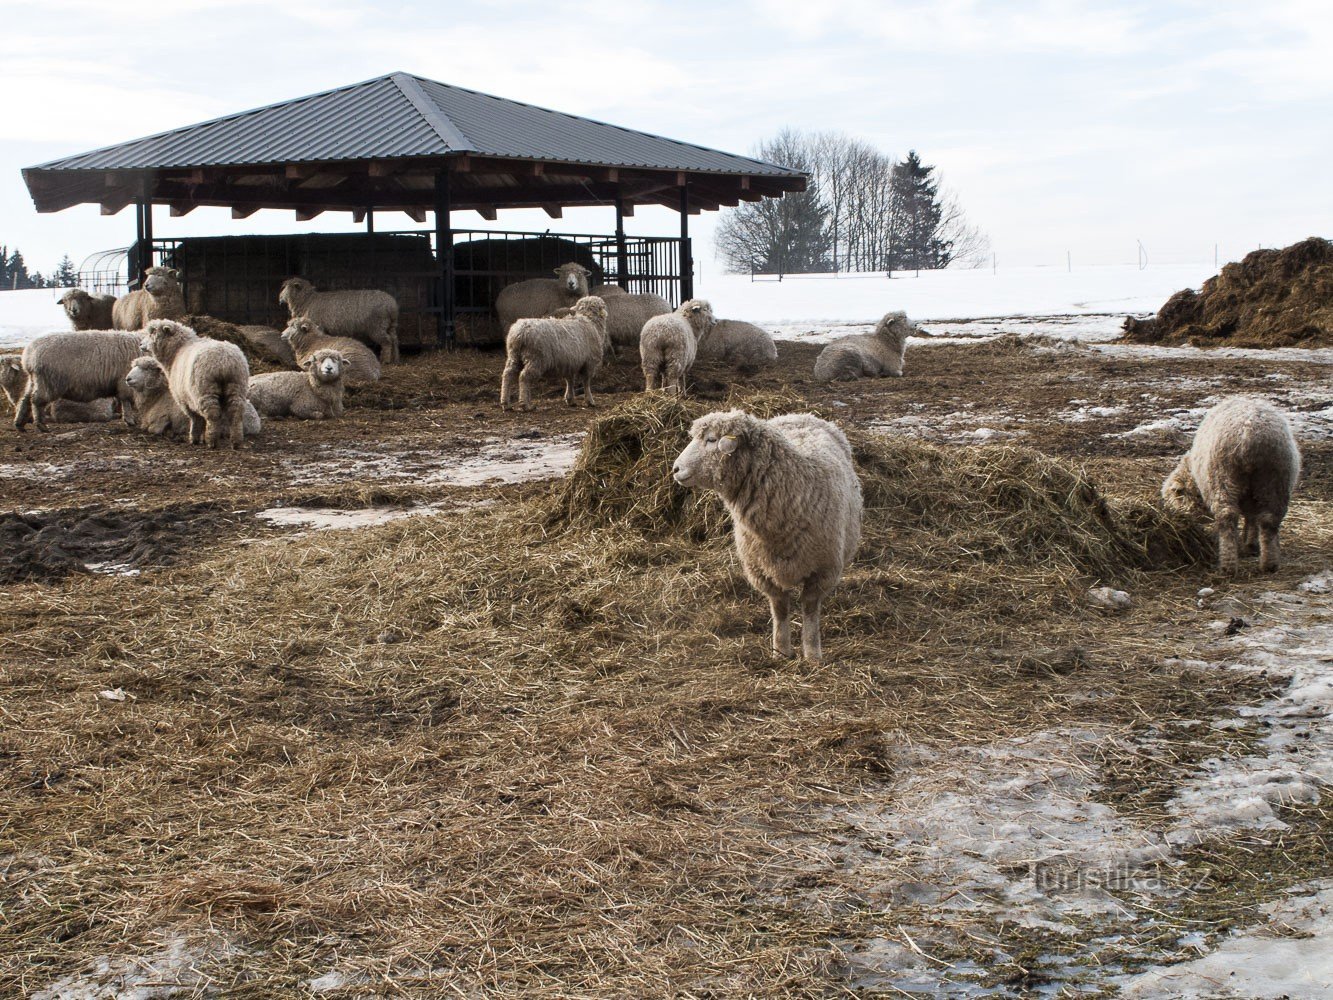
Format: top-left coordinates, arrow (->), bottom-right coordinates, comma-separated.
281,318 -> 381,386
248,349 -> 347,420
589,283 -> 672,349
812,310 -> 915,381
140,319 -> 250,449
1162,396 -> 1301,574
640,299 -> 711,395
500,296 -> 609,411
495,263 -> 591,334
695,315 -> 779,368
0,353 -> 113,423
13,330 -> 142,433
58,288 -> 117,331
125,355 -> 261,439
672,410 -> 863,662
112,267 -> 186,330
278,277 -> 400,364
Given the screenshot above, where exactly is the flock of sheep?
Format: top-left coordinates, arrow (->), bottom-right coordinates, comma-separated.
0,260 -> 1306,661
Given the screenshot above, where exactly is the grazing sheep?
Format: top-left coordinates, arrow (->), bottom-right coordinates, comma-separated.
812,311 -> 915,381
1162,396 -> 1301,574
495,263 -> 591,334
696,314 -> 779,368
278,277 -> 400,364
672,410 -> 863,661
13,330 -> 142,432
589,283 -> 672,349
500,296 -> 609,411
0,353 -> 113,423
113,267 -> 186,330
248,349 -> 347,420
140,320 -> 250,449
640,299 -> 711,395
59,288 -> 117,331
125,355 -> 260,438
281,318 -> 381,386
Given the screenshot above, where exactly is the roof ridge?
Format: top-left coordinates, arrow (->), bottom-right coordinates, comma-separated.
391,73 -> 476,155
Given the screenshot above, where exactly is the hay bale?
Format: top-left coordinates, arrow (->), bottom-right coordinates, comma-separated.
1123,237 -> 1333,347
182,315 -> 288,372
547,394 -> 1213,577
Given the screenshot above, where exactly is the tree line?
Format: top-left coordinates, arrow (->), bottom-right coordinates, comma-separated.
0,246 -> 78,290
715,130 -> 989,276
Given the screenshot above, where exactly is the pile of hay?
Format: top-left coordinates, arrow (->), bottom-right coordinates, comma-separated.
182,314 -> 290,371
1123,237 -> 1333,347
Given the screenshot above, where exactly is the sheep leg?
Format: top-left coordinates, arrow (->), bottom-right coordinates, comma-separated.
13,384 -> 34,431
1215,506 -> 1241,575
583,366 -> 596,408
500,357 -> 520,410
1257,512 -> 1282,573
642,363 -> 656,393
564,379 -> 576,407
25,383 -> 52,433
222,396 -> 245,449
799,579 -> 831,662
757,581 -> 793,658
1241,518 -> 1259,555
517,367 -> 535,412
188,412 -> 206,446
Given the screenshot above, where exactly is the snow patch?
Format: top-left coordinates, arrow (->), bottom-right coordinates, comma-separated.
29,931 -> 242,999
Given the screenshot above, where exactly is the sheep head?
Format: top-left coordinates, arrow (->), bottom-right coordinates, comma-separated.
875,310 -> 915,341
58,288 -> 92,319
1161,456 -> 1204,514
302,349 -> 347,384
125,356 -> 168,394
279,277 -> 315,312
142,267 -> 181,298
0,355 -> 24,406
140,319 -> 197,364
673,409 -> 761,494
678,299 -> 715,337
281,317 -> 323,347
553,263 -> 591,298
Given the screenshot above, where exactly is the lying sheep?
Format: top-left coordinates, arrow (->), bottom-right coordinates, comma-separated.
124,355 -> 262,439
278,277 -> 400,365
812,311 -> 915,381
59,288 -> 117,331
500,296 -> 609,411
1,353 -> 113,423
640,299 -> 711,395
496,263 -> 591,334
281,318 -> 381,386
672,410 -> 863,661
589,283 -> 671,349
13,330 -> 142,432
696,315 -> 778,368
1162,396 -> 1301,574
140,319 -> 250,449
113,267 -> 186,330
248,349 -> 347,420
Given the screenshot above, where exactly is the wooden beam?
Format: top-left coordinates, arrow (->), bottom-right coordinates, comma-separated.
621,201 -> 634,217
531,162 -> 545,177
295,207 -> 324,222
676,172 -> 687,186
100,201 -> 128,216
452,155 -> 471,173
232,206 -> 258,219
404,208 -> 426,224
352,209 -> 366,224
542,204 -> 563,219
475,206 -> 497,221
285,164 -> 316,180
187,170 -> 206,185
169,203 -> 196,217
368,161 -> 396,177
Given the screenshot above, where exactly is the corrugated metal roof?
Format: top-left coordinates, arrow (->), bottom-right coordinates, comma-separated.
29,72 -> 801,178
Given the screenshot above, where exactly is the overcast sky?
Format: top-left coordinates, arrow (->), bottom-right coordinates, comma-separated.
2,0 -> 1331,279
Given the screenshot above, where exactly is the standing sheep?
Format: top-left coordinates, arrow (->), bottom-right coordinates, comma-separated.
1,354 -> 113,424
248,349 -> 348,420
500,296 -> 609,411
495,263 -> 591,334
125,355 -> 261,439
672,410 -> 863,662
59,288 -> 117,331
1162,396 -> 1301,574
641,299 -> 711,395
278,277 -> 400,364
589,283 -> 672,350
140,319 -> 250,449
113,267 -> 186,330
281,318 -> 381,386
13,330 -> 142,432
812,311 -> 915,381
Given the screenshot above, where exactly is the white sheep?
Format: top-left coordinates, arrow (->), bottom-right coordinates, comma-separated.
0,354 -> 113,423
812,311 -> 915,381
672,409 -> 863,661
495,263 -> 591,334
113,267 -> 186,330
59,288 -> 117,331
140,319 -> 251,449
281,318 -> 381,386
589,283 -> 672,349
500,296 -> 609,411
640,299 -> 710,395
1162,396 -> 1301,574
696,315 -> 778,367
125,355 -> 261,439
248,349 -> 347,420
12,330 -> 143,432
278,277 -> 400,364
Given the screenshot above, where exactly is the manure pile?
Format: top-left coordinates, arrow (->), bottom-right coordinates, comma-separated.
1123,236 -> 1333,347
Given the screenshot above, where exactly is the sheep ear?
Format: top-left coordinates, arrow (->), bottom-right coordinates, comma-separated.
300,358 -> 315,371
718,435 -> 739,455
169,269 -> 180,280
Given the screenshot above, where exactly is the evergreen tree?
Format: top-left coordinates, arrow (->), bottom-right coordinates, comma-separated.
887,151 -> 950,271
6,250 -> 30,290
53,254 -> 78,287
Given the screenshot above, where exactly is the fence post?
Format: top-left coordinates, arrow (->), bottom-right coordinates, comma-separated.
614,194 -> 629,290
435,170 -> 454,349
678,182 -> 693,302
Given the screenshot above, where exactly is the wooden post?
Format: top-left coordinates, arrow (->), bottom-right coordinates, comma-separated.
435,170 -> 454,349
678,182 -> 693,302
615,192 -> 629,290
